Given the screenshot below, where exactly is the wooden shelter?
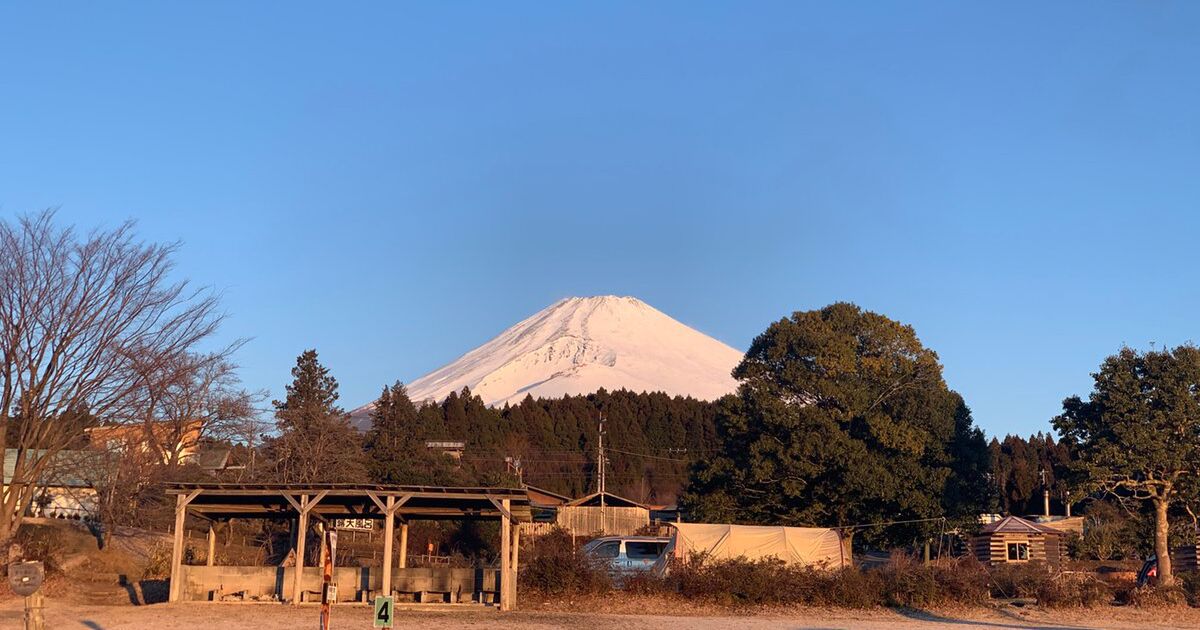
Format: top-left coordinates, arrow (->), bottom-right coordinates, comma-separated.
972,515 -> 1063,566
165,483 -> 531,610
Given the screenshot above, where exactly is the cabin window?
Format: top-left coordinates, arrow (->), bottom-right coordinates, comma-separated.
1007,541 -> 1030,561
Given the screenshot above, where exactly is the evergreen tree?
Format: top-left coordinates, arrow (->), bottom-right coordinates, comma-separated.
263,349 -> 367,483
681,303 -> 991,546
363,382 -> 460,485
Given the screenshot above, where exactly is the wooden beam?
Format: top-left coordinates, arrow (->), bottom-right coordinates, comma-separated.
291,495 -> 309,606
365,491 -> 388,514
169,493 -> 189,603
382,495 -> 395,598
499,499 -> 511,611
281,493 -> 304,514
399,523 -> 408,569
511,522 -> 521,610
206,525 -> 217,567
488,497 -> 515,523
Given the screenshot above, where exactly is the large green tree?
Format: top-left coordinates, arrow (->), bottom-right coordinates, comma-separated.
681,302 -> 990,546
363,382 -> 462,485
264,350 -> 366,483
1054,345 -> 1200,587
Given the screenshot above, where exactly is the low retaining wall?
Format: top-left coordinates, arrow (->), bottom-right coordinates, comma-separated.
177,565 -> 500,602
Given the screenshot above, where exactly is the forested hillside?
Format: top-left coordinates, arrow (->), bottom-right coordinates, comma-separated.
413,387 -> 720,504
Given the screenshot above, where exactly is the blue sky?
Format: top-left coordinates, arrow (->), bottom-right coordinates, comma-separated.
2,2 -> 1198,438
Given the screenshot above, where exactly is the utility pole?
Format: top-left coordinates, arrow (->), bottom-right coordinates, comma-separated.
505,456 -> 524,485
1040,468 -> 1050,517
597,413 -> 606,534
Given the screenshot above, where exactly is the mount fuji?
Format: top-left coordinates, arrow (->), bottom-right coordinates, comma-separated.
352,296 -> 743,421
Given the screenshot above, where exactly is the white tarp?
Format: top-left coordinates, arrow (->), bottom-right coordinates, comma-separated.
658,523 -> 848,571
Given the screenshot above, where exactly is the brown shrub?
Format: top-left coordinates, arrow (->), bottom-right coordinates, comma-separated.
13,525 -> 65,575
1119,585 -> 1189,608
988,562 -> 1053,599
668,556 -> 883,608
879,555 -> 990,608
519,528 -> 611,596
1035,573 -> 1112,608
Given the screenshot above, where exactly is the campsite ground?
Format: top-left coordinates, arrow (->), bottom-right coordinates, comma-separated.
3,598 -> 1200,629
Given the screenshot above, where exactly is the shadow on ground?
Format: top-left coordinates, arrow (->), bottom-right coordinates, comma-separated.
117,575 -> 169,605
894,607 -> 1098,630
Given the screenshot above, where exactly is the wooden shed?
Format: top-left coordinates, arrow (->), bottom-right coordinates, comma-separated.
557,491 -> 650,536
972,515 -> 1064,566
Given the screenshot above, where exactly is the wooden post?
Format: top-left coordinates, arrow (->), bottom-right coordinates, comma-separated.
382,496 -> 395,597
399,523 -> 408,569
499,500 -> 511,611
511,522 -> 521,610
24,591 -> 45,630
207,525 -> 217,567
169,494 -> 188,603
292,495 -> 309,606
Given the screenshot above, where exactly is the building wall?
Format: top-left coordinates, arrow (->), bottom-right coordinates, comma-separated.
556,506 -> 649,536
971,532 -> 1061,566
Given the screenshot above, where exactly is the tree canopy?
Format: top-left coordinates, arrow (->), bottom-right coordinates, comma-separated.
263,350 -> 366,483
1053,345 -> 1200,586
681,302 -> 990,545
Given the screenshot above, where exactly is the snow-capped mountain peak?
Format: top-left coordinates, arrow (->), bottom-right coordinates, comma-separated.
353,295 -> 743,418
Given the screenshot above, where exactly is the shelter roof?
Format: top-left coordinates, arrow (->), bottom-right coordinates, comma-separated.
524,485 -> 572,506
566,491 -> 648,509
165,482 -> 532,522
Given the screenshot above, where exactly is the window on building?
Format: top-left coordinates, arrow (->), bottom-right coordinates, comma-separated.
1007,541 -> 1030,561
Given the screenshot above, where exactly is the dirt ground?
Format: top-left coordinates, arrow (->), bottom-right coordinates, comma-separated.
3,599 -> 1200,630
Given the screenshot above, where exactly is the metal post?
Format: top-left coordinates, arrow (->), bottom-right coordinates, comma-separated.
382,496 -> 395,597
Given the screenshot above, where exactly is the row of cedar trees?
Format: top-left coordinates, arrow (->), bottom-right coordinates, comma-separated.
258,349 -> 717,503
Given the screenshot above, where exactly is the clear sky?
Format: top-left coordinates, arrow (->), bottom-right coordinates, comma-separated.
2,2 -> 1198,439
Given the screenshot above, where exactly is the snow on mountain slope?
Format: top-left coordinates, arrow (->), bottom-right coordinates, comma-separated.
354,296 -> 743,418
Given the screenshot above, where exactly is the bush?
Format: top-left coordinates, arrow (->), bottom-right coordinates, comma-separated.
988,562 -> 1052,599
13,525 -> 64,575
668,556 -> 884,608
1120,584 -> 1189,608
519,528 -> 611,596
878,554 -> 989,608
1035,573 -> 1112,608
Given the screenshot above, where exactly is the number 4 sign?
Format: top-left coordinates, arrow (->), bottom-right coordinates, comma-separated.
373,595 -> 395,628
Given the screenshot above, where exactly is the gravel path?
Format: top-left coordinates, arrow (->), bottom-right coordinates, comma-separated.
2,599 -> 1199,630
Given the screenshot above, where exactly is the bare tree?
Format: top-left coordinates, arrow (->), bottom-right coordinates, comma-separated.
0,211 -> 224,543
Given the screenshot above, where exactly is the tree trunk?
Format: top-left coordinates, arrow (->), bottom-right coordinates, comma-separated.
1153,496 -> 1174,587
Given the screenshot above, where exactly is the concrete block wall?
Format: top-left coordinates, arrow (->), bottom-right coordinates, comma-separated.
179,565 -> 502,602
